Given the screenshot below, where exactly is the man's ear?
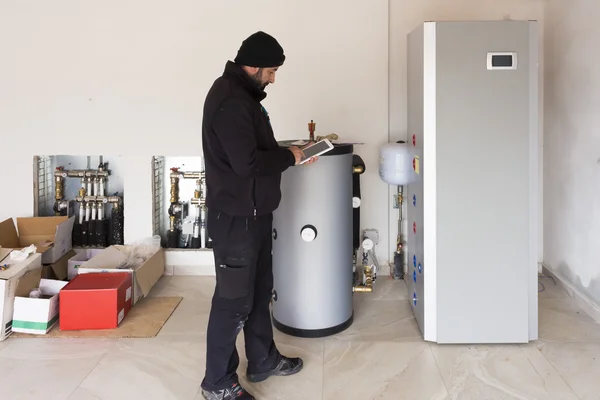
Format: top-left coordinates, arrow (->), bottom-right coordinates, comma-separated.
242,65 -> 259,75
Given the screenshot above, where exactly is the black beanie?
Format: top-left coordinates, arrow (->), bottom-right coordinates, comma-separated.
234,31 -> 285,68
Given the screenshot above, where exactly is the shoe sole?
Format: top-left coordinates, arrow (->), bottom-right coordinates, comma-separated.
246,359 -> 304,383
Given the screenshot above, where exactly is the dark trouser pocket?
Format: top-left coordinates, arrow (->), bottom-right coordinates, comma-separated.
215,255 -> 252,300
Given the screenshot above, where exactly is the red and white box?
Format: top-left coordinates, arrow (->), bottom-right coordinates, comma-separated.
59,272 -> 132,331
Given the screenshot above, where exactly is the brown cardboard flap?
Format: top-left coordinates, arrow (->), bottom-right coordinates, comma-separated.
15,268 -> 42,297
136,248 -> 166,296
16,235 -> 55,248
0,248 -> 11,264
0,218 -> 19,248
16,216 -> 69,236
0,253 -> 42,282
49,250 -> 76,281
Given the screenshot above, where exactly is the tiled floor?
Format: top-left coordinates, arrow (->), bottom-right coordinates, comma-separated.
1,274 -> 600,400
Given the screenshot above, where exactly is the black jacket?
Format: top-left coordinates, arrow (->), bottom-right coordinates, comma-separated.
202,61 -> 295,217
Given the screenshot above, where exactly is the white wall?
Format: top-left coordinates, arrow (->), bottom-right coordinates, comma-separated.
543,0 -> 600,305
0,0 -> 389,262
0,0 -> 547,269
388,0 -> 546,266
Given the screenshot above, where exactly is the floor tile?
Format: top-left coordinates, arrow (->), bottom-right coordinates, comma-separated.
323,341 -> 448,400
538,274 -> 571,300
538,341 -> 600,400
431,343 -> 578,400
76,336 -> 205,400
330,298 -> 423,342
539,297 -> 600,342
156,298 -> 211,338
368,275 -> 409,301
150,276 -> 216,302
0,338 -> 115,400
3,272 -> 600,400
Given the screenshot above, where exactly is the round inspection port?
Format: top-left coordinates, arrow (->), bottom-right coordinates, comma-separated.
300,225 -> 317,242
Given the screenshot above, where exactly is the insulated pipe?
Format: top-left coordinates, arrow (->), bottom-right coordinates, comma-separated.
86,177 -> 93,196
78,204 -> 85,224
200,205 -> 207,248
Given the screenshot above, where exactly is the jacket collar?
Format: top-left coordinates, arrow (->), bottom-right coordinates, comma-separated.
223,61 -> 267,102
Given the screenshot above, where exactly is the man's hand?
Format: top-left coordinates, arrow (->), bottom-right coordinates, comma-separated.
300,142 -> 319,165
288,146 -> 319,166
288,146 -> 305,165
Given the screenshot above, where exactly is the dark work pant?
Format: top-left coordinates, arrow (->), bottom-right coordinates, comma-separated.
201,209 -> 281,391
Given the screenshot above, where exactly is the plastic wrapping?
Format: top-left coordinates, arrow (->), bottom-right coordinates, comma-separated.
117,236 -> 161,270
9,245 -> 37,262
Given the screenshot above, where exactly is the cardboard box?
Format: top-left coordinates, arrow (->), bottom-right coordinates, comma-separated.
0,216 -> 75,264
77,246 -> 165,305
12,273 -> 68,335
59,272 -> 132,330
42,250 -> 76,281
0,249 -> 43,341
67,249 -> 103,280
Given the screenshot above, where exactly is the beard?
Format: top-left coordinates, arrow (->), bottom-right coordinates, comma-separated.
251,69 -> 268,90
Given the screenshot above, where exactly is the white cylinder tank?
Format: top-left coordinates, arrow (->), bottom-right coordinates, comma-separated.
379,141 -> 413,185
272,141 -> 355,338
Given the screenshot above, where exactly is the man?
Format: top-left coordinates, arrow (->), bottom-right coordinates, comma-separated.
200,31 -> 317,400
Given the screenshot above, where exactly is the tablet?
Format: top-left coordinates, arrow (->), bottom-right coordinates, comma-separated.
299,138 -> 334,164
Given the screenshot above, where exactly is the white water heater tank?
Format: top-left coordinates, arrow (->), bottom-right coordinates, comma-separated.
379,141 -> 412,185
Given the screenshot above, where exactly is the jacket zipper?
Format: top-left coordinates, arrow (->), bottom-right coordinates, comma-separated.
252,178 -> 257,218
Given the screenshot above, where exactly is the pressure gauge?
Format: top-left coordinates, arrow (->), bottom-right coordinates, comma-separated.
352,197 -> 361,208
300,225 -> 317,242
362,238 -> 374,251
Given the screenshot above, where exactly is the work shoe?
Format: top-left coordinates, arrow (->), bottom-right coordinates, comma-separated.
201,383 -> 255,400
246,356 -> 304,383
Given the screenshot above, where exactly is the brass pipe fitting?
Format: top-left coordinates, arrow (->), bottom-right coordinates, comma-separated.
170,175 -> 179,204
55,176 -> 64,201
316,133 -> 338,142
353,265 -> 374,293
353,165 -> 364,174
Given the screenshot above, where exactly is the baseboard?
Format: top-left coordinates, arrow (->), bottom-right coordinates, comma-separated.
167,264 -> 215,276
541,264 -> 600,323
